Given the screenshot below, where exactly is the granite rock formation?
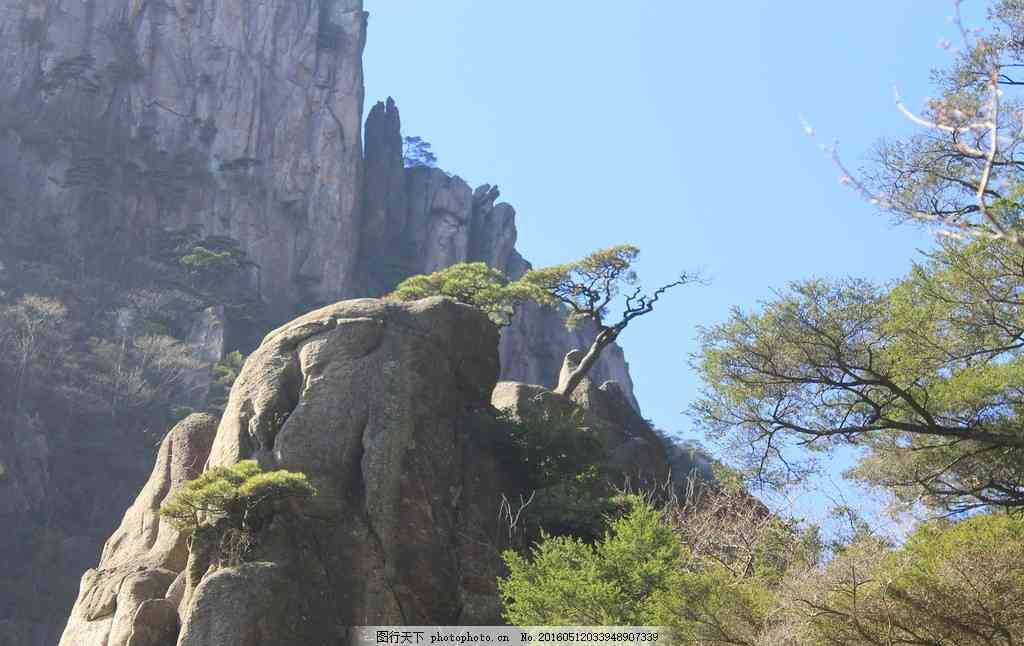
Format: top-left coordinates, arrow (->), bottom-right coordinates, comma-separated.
57,298 -> 665,645
60,297 -> 522,644
0,0 -> 368,314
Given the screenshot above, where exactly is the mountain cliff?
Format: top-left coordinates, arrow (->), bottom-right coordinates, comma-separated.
0,1 -> 639,643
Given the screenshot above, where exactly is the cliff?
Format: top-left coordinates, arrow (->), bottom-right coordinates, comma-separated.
0,1 -> 638,642
0,0 -> 367,312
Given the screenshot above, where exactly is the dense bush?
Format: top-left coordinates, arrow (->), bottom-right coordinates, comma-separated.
160,460 -> 315,564
499,497 -> 682,626
499,484 -> 818,641
390,262 -> 545,326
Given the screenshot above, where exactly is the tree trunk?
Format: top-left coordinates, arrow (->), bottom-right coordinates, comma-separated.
554,328 -> 617,398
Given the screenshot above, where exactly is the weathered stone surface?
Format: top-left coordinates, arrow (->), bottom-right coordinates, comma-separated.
176,564 -> 303,646
200,297 -> 514,628
577,381 -> 670,487
2,6 -> 649,641
187,306 -> 226,365
359,97 -> 410,294
58,414 -> 217,646
184,305 -> 227,405
125,598 -> 178,646
0,0 -> 368,314
61,298 -> 527,644
99,414 -> 218,571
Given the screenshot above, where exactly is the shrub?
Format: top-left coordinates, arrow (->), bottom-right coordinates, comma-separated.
525,470 -> 626,544
499,496 -> 682,625
208,350 -> 245,412
160,460 -> 315,564
499,406 -> 604,490
480,405 -> 615,541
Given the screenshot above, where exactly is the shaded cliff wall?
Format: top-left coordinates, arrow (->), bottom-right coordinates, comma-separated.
0,0 -> 368,314
0,2 -> 369,643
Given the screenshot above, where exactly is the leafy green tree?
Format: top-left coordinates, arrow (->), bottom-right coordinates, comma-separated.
402,135 -> 438,168
154,226 -> 250,292
793,514 -> 1024,646
499,497 -> 683,625
520,245 -> 694,397
392,246 -> 693,396
499,495 -> 789,643
160,460 -> 315,564
693,238 -> 1024,513
179,246 -> 243,288
389,262 -> 544,325
480,405 -> 613,542
208,350 -> 246,413
487,406 -> 605,490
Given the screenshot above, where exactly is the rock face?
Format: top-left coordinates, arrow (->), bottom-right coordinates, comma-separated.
59,412 -> 218,646
0,0 -> 368,314
60,298 -> 529,644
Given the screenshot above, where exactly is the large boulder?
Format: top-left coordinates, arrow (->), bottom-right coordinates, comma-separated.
59,297 -> 525,645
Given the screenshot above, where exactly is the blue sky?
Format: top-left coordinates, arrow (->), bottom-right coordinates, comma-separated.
363,1 -> 988,528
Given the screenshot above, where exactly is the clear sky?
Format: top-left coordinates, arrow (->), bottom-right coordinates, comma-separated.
362,1 -> 987,529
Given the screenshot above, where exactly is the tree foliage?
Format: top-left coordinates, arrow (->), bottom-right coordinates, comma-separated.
389,262 -> 546,325
521,245 -> 694,397
160,460 -> 315,564
390,246 -> 692,397
160,460 -> 315,532
208,350 -> 246,413
157,226 -> 248,290
488,406 -> 605,490
480,404 -> 614,542
499,497 -> 683,626
499,491 -> 810,643
817,0 -> 1024,247
792,513 -> 1024,645
694,239 -> 1024,513
402,135 -> 438,168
